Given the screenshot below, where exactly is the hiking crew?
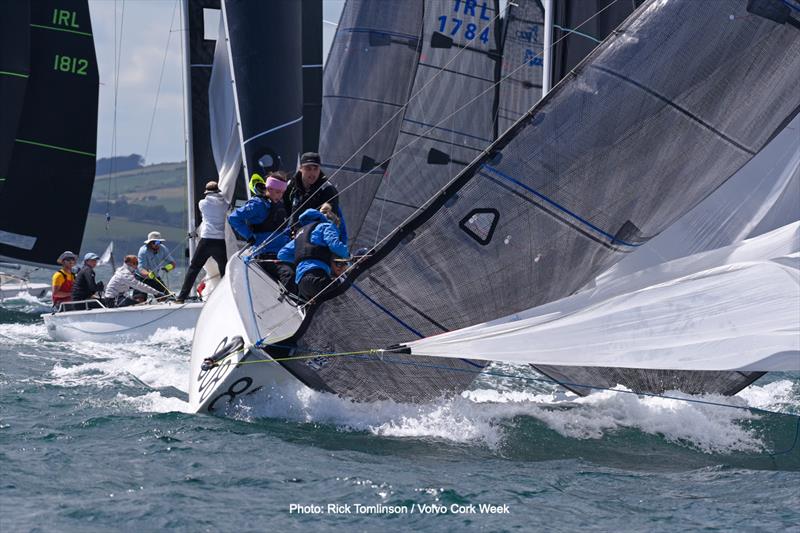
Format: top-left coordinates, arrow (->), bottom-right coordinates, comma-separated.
277,207 -> 349,303
51,251 -> 77,309
177,181 -> 230,303
229,173 -> 294,287
137,231 -> 176,294
286,152 -> 348,243
71,252 -> 103,302
104,255 -> 165,307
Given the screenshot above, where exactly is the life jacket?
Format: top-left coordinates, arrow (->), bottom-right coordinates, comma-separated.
249,197 -> 288,234
294,222 -> 332,264
52,269 -> 75,304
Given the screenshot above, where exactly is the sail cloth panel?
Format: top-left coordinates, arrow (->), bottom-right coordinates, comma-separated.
223,0 -> 303,177
0,1 -> 30,193
497,0 -> 545,135
0,0 -> 98,266
404,222 -> 800,376
274,0 -> 800,403
319,0 -> 424,242
186,0 -> 221,222
355,0 -> 502,249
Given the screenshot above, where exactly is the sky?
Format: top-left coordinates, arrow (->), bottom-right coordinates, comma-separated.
89,0 -> 344,165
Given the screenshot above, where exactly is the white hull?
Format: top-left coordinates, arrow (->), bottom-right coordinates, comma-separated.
42,301 -> 204,342
189,254 -> 304,413
0,281 -> 49,301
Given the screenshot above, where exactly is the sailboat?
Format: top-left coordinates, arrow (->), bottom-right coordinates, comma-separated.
0,0 -> 98,303
189,0 -> 800,413
8,1 -> 210,342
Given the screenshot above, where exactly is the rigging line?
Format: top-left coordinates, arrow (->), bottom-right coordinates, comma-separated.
249,0 -> 626,315
553,24 -> 602,44
143,0 -> 179,164
242,116 -> 304,145
107,0 -> 126,231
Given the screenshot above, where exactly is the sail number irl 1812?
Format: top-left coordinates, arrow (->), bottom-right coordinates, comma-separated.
53,55 -> 89,76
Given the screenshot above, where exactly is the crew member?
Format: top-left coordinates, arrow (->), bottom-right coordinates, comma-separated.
104,255 -> 165,307
229,173 -> 293,287
277,207 -> 349,303
177,181 -> 229,303
51,251 -> 77,310
71,252 -> 103,302
286,152 -> 347,243
137,231 -> 176,294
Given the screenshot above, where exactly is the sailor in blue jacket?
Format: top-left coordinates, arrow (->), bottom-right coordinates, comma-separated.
277,207 -> 349,302
229,173 -> 295,287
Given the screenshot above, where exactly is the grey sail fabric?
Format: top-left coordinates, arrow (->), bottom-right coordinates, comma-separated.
267,0 -> 800,403
497,0 -> 545,135
302,0 -> 323,153
355,0 -> 502,249
319,0 -> 424,242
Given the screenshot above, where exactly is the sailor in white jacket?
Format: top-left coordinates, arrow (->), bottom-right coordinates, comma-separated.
104,255 -> 164,306
176,181 -> 230,302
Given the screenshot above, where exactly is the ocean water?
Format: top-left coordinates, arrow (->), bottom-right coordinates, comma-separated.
1,293 -> 798,532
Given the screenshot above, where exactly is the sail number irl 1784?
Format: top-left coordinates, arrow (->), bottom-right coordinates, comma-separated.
53,55 -> 89,76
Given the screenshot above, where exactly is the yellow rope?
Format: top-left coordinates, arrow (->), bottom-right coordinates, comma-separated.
206,347 -> 384,368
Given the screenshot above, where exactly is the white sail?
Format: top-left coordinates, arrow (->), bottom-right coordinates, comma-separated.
404,222 -> 800,372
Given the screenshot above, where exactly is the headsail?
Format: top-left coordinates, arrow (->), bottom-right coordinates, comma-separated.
270,0 -> 800,402
0,0 -> 99,267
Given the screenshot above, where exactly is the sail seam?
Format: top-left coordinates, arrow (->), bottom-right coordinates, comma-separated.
402,118 -> 493,144
398,129 -> 484,153
367,276 -> 449,333
338,27 -> 419,41
351,284 -> 423,338
242,116 -> 303,145
0,70 -> 29,79
323,94 -> 404,108
418,62 -> 494,83
29,23 -> 92,37
591,65 -> 756,155
482,165 -> 641,248
14,138 -> 95,158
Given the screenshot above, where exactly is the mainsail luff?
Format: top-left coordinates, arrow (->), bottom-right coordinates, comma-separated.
0,0 -> 98,267
269,0 -> 800,403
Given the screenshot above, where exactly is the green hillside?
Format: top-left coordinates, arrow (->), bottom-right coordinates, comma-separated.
81,163 -> 190,266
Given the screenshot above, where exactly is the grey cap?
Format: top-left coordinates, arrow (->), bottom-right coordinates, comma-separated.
57,251 -> 77,264
83,252 -> 100,261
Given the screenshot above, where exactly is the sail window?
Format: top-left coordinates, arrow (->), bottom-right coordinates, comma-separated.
459,209 -> 499,245
203,8 -> 220,41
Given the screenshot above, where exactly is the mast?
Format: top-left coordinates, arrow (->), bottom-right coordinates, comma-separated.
542,0 -> 553,94
181,0 -> 197,259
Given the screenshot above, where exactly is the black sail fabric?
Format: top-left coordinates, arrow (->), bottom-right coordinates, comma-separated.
0,0 -> 98,266
267,0 -> 800,403
355,0 -> 502,249
319,0 -> 424,241
0,0 -> 30,192
497,0 -> 545,135
187,0 -> 221,224
223,0 -> 303,176
551,0 -> 643,84
302,0 -> 323,153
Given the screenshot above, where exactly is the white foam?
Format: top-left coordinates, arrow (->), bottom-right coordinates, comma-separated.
116,391 -> 192,413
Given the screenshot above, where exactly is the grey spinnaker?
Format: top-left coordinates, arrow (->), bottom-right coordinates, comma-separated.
0,0 -> 98,267
267,0 -> 800,402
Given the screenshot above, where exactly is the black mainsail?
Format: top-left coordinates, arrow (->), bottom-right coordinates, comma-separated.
0,0 -> 99,266
0,1 -> 30,193
268,0 -> 800,402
